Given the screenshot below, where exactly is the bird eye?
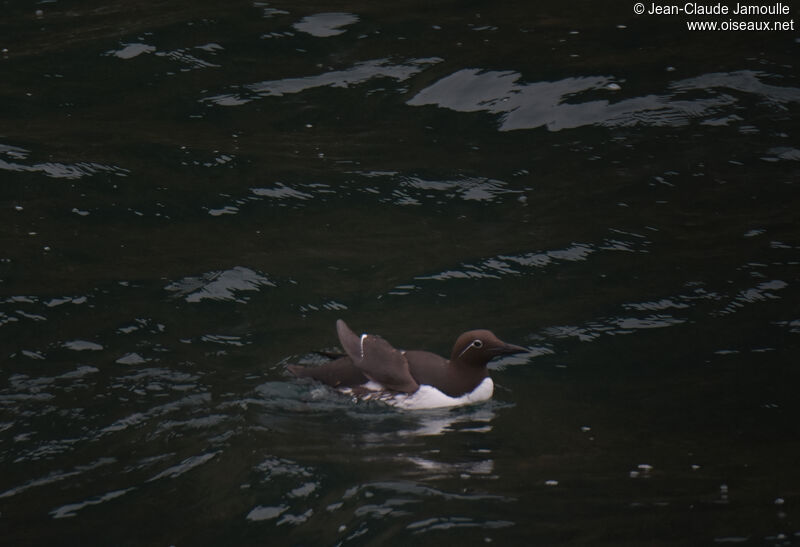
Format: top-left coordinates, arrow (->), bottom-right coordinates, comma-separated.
473,339 -> 483,348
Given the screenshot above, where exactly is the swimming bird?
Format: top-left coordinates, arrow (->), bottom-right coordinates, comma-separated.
287,319 -> 527,409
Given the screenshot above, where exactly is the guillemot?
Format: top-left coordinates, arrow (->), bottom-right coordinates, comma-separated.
287,319 -> 527,410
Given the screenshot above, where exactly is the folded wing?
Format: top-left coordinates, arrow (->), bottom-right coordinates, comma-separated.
336,319 -> 419,394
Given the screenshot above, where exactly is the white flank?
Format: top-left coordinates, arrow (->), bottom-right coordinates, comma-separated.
388,378 -> 494,410
337,378 -> 494,410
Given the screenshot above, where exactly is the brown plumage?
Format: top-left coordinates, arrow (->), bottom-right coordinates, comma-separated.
287,319 -> 526,398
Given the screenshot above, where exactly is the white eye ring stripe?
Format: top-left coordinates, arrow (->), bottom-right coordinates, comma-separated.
457,339 -> 484,359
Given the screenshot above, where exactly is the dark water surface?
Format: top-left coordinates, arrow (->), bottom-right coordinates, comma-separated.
2,1 -> 799,545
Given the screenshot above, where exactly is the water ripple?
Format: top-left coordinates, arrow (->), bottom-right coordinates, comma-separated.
105,40 -> 223,71
156,43 -> 223,71
251,183 -> 315,201
204,57 -> 442,106
544,314 -> 686,343
0,457 -> 116,500
146,451 -> 219,482
100,393 -> 210,435
0,143 -> 129,179
164,266 -> 276,303
104,42 -> 156,60
50,487 -> 136,519
412,236 -> 647,285
671,71 -> 800,105
408,69 -> 800,131
318,480 -> 514,542
293,12 -> 359,38
374,173 -> 522,205
716,279 -> 788,316
247,504 -> 289,522
407,516 -> 514,534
